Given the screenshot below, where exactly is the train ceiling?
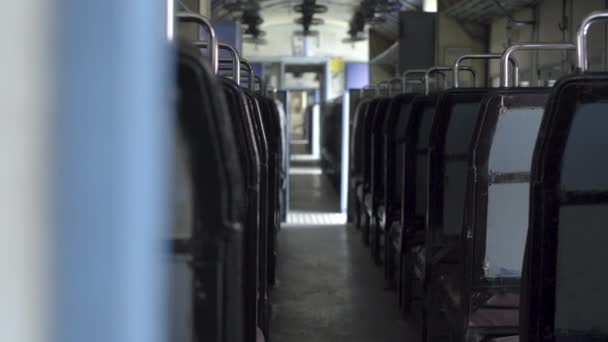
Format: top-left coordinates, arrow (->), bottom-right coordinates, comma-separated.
210,0 -> 540,42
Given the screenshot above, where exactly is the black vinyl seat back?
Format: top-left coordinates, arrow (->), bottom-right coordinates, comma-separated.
363,98 -> 391,197
423,89 -> 489,342
174,44 -> 247,342
400,95 -> 438,231
350,99 -> 372,182
470,90 -> 549,284
394,95 -> 438,315
370,98 -> 395,206
523,73 -> 608,342
242,89 -> 272,338
349,97 -> 374,226
437,89 -> 550,341
177,45 -> 246,236
257,95 -> 284,288
361,99 -> 382,193
427,89 -> 489,245
383,94 -> 418,218
321,100 -> 343,183
380,93 -> 420,286
369,97 -> 398,261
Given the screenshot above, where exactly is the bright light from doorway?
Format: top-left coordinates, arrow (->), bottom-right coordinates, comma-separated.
423,0 -> 437,12
289,167 -> 323,175
167,0 -> 174,40
283,211 -> 347,226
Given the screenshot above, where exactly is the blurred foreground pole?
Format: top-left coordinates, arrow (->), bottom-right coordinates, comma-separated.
0,1 -> 52,342
54,1 -> 172,342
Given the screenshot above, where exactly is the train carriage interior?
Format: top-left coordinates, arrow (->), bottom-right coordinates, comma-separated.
5,1 -> 608,342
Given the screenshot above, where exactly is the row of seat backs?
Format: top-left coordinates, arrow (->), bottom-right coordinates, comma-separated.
351,69 -> 608,342
350,91 -> 437,227
224,79 -> 285,340
424,73 -> 608,341
175,42 -> 284,342
176,43 -> 250,342
424,88 -> 550,341
222,69 -> 285,341
349,85 -> 539,338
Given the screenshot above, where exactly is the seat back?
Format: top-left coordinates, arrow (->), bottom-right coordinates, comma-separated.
364,98 -> 391,193
471,90 -> 549,282
321,100 -> 343,182
382,94 -> 418,218
350,99 -> 372,180
524,74 -> 608,342
242,89 -> 272,337
427,89 -> 489,244
260,96 -> 285,287
400,95 -> 438,229
435,89 -> 549,340
371,99 -> 392,199
370,98 -> 394,204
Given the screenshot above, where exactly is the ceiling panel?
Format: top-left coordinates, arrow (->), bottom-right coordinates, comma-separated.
211,0 -> 541,43
212,0 -> 421,34
442,0 -> 540,23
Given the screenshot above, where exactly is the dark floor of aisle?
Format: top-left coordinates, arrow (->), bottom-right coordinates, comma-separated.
270,173 -> 419,342
289,173 -> 340,212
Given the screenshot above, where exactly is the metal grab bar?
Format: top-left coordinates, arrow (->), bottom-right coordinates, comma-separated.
218,58 -> 255,89
240,59 -> 254,89
192,42 -> 240,82
577,11 -> 608,72
176,12 -> 218,74
254,75 -> 264,95
361,84 -> 379,97
500,42 -> 576,87
425,66 -> 476,95
401,69 -> 426,91
453,54 -> 520,88
377,80 -> 391,96
389,78 -> 403,95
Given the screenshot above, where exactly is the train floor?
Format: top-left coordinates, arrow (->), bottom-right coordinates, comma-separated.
270,170 -> 420,341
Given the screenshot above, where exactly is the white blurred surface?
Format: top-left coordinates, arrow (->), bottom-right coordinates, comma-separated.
0,1 -> 52,342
